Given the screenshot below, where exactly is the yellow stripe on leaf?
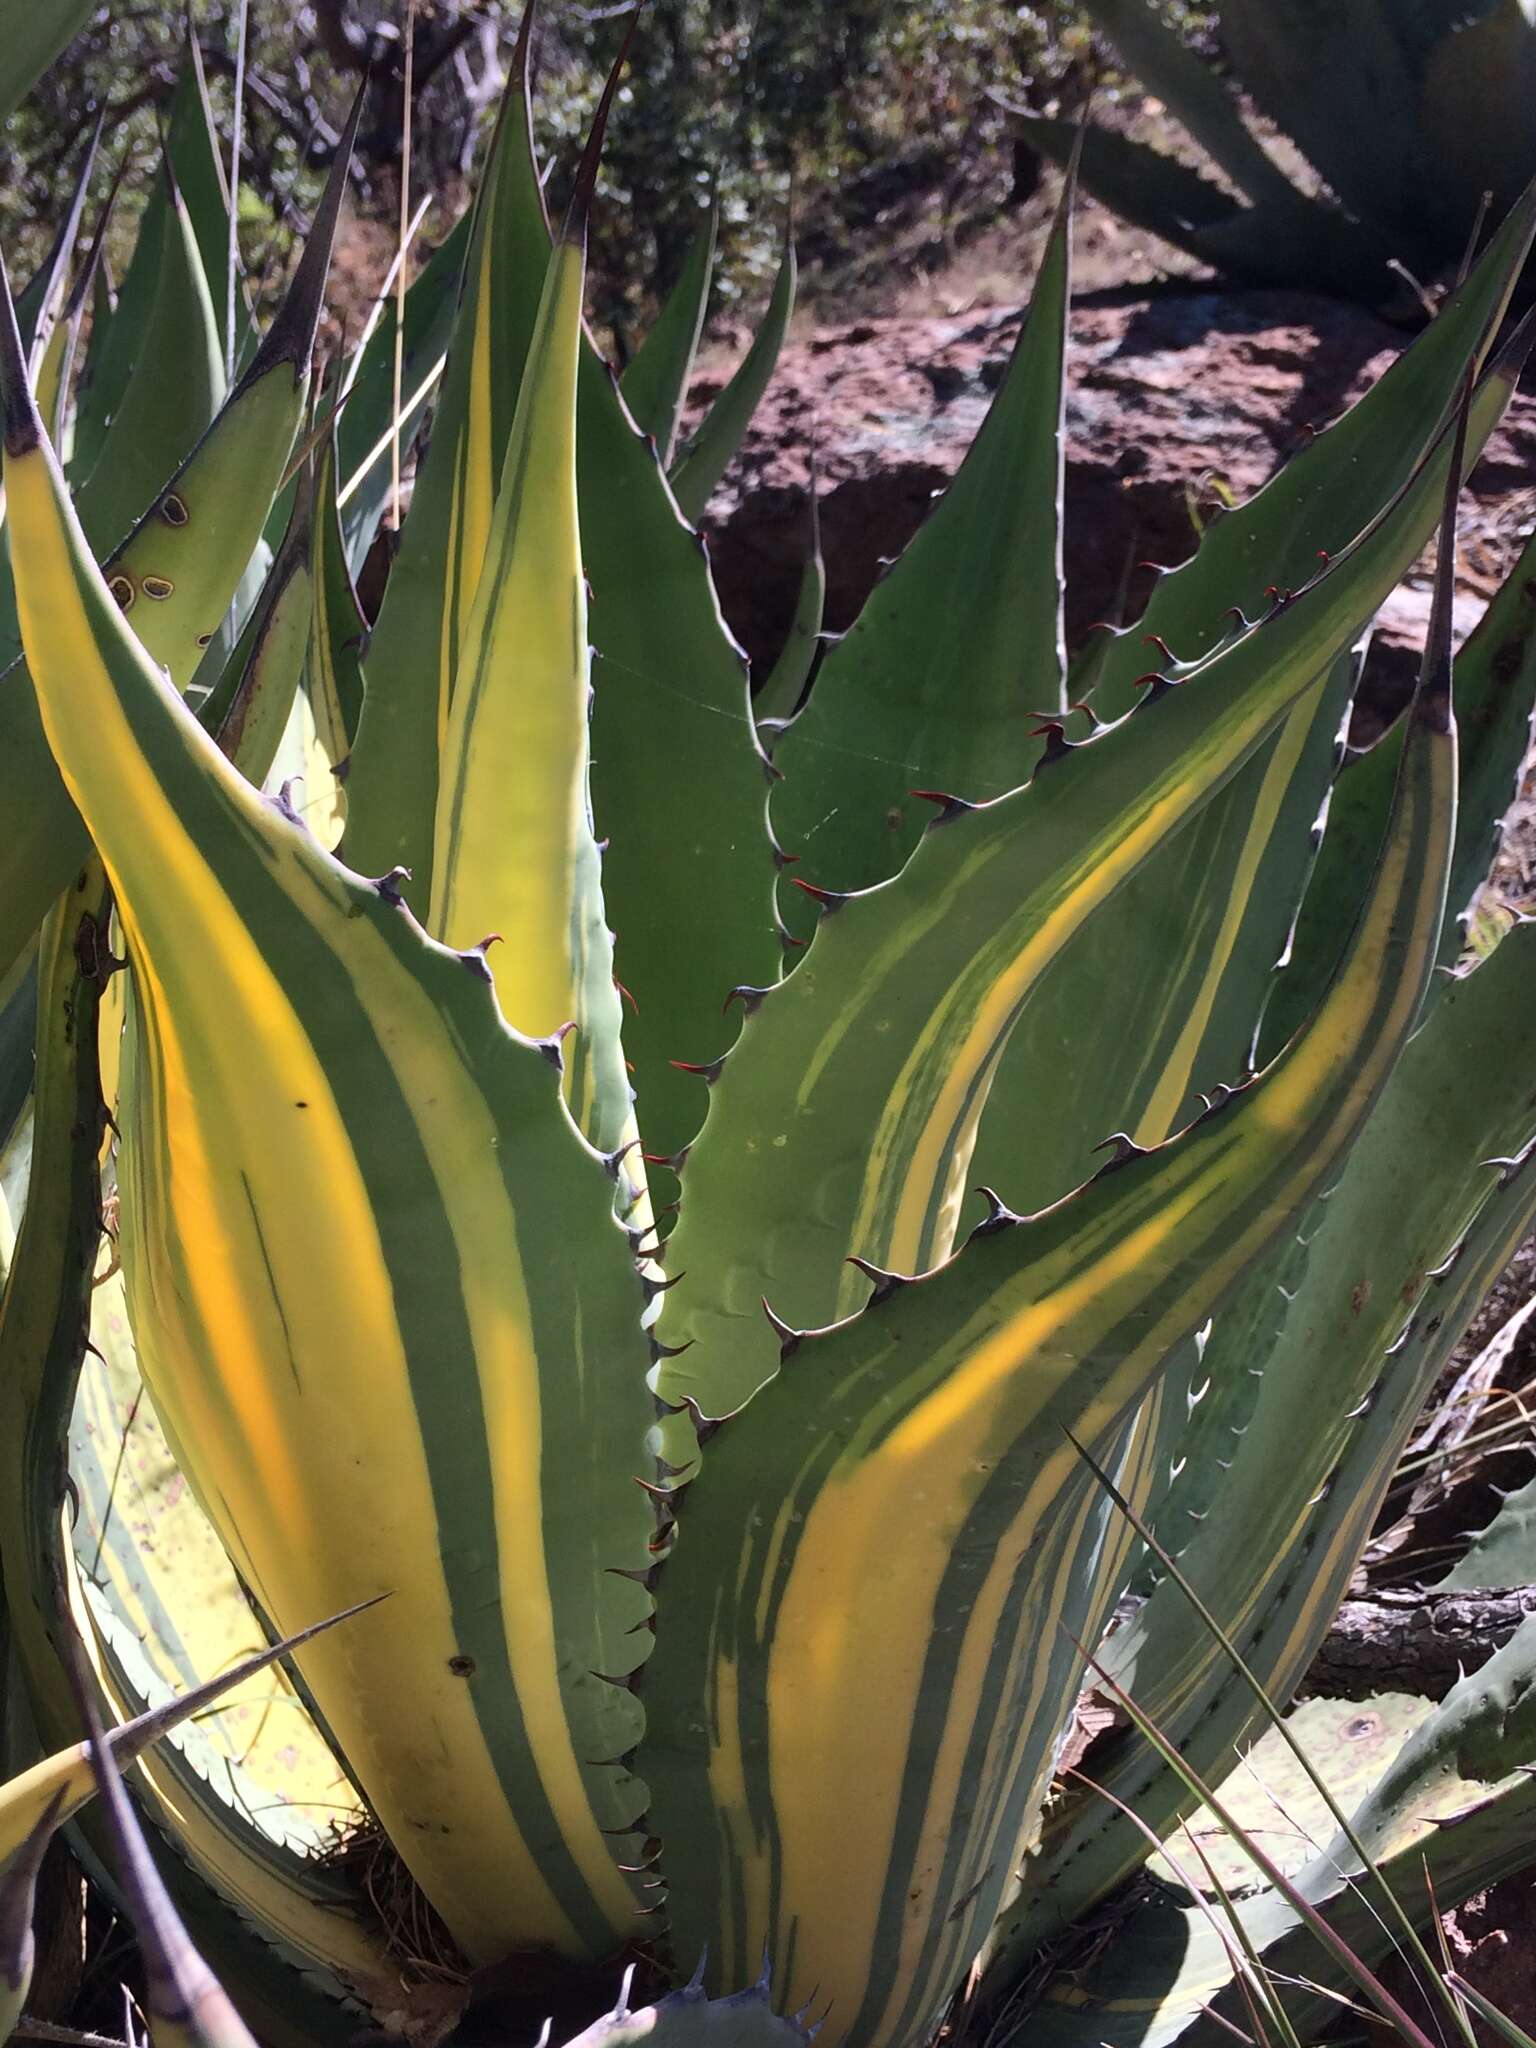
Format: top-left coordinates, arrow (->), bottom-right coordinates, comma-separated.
1,271 -> 656,1965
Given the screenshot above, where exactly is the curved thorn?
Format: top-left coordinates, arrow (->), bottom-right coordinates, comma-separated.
669,1055 -> 725,1083
762,1296 -> 802,1355
846,1253 -> 906,1304
1092,1131 -> 1147,1167
974,1184 -> 1016,1227
910,787 -> 977,825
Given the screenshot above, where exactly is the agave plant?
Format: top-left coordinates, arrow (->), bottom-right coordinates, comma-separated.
4,11 -> 1536,2048
1010,0 -> 1536,305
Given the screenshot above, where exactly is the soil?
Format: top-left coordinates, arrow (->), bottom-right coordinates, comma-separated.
1438,1876 -> 1536,2042
1376,1875 -> 1536,2048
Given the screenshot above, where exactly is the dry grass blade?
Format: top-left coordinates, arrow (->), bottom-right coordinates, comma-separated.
1065,1765 -> 1280,2048
1066,1428 -> 1476,2041
1062,1624 -> 1443,2048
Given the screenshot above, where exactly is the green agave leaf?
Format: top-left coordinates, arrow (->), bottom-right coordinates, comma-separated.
0,84 -> 362,998
162,49 -> 254,371
1263,507 -> 1536,1057
13,118 -> 99,367
770,179 -> 1069,905
0,943 -> 36,1195
968,649 -> 1354,1623
1038,117 -> 1389,304
65,248 -> 120,487
644,640 -> 1454,2048
1438,1468 -> 1536,1590
0,869 -> 109,1794
1131,1199 -> 1302,1577
0,0 -> 93,123
755,474 -> 826,733
1258,717 -> 1406,1060
296,437 -> 366,846
0,161 -> 222,681
1011,114 -> 1246,266
621,196 -> 718,470
194,478 -> 314,790
1421,0 -> 1536,233
1188,196 -> 1397,302
581,345 -> 779,1163
1217,0 -> 1454,274
32,157 -> 113,455
558,1973 -> 813,2048
1025,1605 -> 1536,2048
0,267 -> 658,1967
334,209 -> 471,573
0,128 -> 106,650
659,371 -> 1505,1430
968,646 -> 1357,1221
72,169 -> 225,570
1441,519 -> 1536,949
995,916 -> 1536,1967
1087,188 -> 1536,720
669,222 -> 794,526
70,167 -> 171,493
1081,0 -> 1299,210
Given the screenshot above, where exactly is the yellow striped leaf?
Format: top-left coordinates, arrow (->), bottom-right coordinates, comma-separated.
644,617 -> 1456,2045
0,866 -> 396,2034
644,601 -> 1456,2044
0,266 -> 659,1967
657,367 -> 1508,1432
0,86 -> 363,994
429,151 -> 638,1165
997,916 -> 1536,1963
342,8 -> 546,902
344,26 -> 780,1166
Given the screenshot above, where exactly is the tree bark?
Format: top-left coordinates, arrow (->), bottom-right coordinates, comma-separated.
1305,1586 -> 1536,1700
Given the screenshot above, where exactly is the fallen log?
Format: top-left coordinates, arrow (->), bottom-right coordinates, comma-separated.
1305,1586 -> 1536,1700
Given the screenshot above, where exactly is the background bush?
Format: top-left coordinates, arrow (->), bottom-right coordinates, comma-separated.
3,1 -> 1217,341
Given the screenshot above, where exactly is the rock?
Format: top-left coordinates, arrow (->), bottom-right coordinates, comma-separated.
1440,1876 -> 1536,2047
1377,1872 -> 1536,2046
690,287 -> 1536,724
